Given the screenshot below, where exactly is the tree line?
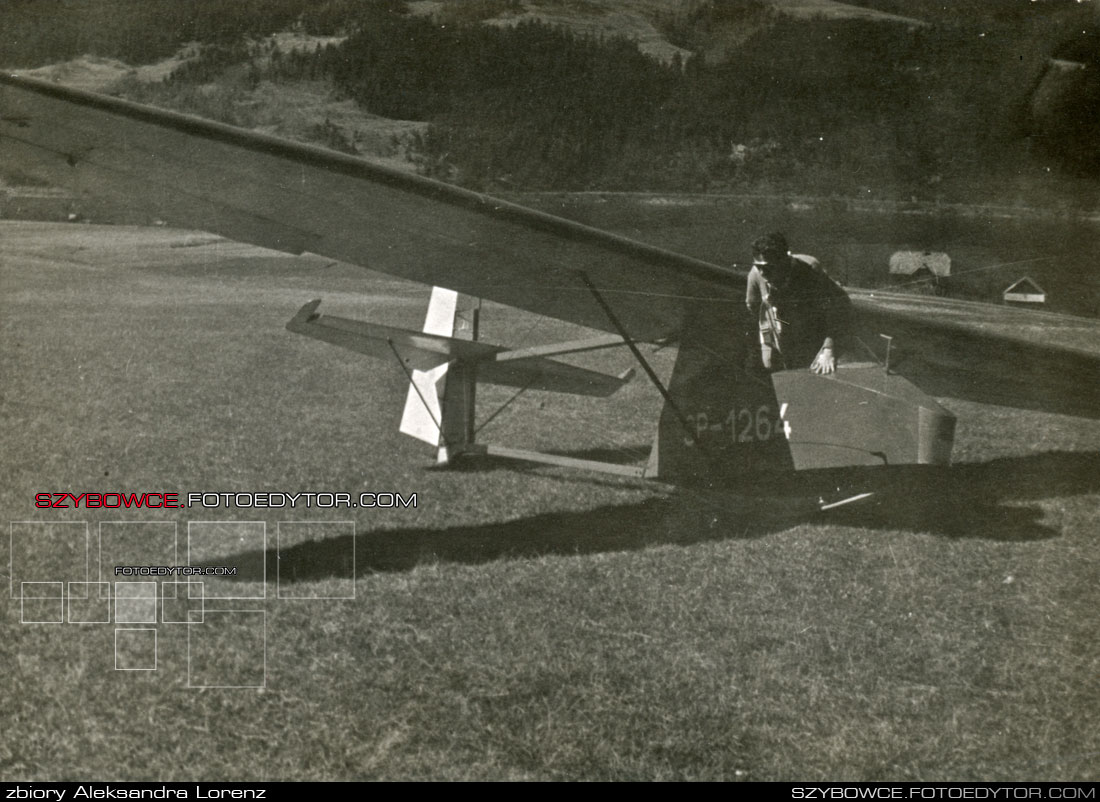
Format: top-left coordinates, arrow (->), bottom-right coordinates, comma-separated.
5,0 -> 1094,199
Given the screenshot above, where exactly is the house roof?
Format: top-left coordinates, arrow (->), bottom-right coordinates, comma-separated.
1004,276 -> 1046,296
889,251 -> 951,277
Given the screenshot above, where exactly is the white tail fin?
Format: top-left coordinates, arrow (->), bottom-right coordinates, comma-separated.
399,287 -> 457,447
399,287 -> 479,463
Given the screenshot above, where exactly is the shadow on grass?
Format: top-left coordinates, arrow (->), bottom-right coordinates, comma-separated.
820,451 -> 1098,541
228,450 -> 1100,582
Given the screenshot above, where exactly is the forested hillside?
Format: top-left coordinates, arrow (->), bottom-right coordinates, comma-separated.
3,0 -> 1097,203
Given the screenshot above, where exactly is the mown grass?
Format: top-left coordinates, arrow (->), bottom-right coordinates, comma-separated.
1,222 -> 1098,780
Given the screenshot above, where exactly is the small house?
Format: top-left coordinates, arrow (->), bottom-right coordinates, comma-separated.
1003,277 -> 1046,305
889,250 -> 950,294
889,250 -> 951,278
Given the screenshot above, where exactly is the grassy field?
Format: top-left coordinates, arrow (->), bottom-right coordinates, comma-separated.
1,222 -> 1099,780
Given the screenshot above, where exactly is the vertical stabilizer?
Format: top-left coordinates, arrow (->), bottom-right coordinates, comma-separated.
650,301 -> 794,486
399,287 -> 480,463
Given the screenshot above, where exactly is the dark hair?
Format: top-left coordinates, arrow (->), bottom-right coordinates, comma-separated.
752,232 -> 789,261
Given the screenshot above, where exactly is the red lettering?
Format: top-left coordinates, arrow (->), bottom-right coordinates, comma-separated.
36,491 -> 183,508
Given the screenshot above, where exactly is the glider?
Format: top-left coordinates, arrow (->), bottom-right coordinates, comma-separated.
3,73 -> 1098,491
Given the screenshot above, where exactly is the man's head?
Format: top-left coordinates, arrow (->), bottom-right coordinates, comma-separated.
752,232 -> 790,282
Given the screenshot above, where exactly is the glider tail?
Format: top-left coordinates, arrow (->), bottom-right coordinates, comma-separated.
399,287 -> 481,463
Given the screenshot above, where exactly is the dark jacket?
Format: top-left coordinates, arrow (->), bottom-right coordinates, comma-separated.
745,255 -> 852,369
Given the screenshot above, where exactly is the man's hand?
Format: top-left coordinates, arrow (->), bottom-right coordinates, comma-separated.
810,346 -> 835,374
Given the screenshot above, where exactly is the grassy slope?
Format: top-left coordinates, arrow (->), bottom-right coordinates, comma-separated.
1,223 -> 1098,780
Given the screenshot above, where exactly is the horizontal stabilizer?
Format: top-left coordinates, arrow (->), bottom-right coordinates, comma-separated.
479,354 -> 630,397
286,301 -> 630,397
286,299 -> 496,371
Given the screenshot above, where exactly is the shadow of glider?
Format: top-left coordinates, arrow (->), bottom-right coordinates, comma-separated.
3,73 -> 1099,497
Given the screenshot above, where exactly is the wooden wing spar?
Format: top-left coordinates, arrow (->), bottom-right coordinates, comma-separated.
4,72 -> 1100,486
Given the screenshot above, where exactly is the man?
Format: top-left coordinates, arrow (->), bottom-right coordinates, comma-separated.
745,232 -> 851,374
